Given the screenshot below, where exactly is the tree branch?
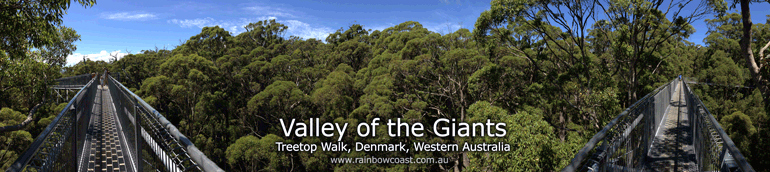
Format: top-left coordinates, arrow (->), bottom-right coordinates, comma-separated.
0,101 -> 45,132
759,39 -> 770,69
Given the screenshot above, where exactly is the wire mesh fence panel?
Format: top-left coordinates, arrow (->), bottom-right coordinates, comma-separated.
682,80 -> 754,172
107,75 -> 223,172
7,76 -> 97,172
564,78 -> 678,172
564,77 -> 755,172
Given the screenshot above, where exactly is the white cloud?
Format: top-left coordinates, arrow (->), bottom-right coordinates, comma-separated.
66,50 -> 128,66
243,6 -> 297,18
426,22 -> 464,34
167,4 -> 334,40
101,12 -> 157,20
366,23 -> 396,32
439,0 -> 462,5
283,20 -> 334,40
168,17 -> 216,28
167,16 -> 334,40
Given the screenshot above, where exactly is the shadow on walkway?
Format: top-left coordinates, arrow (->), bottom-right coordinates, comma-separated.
647,81 -> 696,172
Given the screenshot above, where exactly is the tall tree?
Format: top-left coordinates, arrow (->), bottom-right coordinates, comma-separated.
732,0 -> 770,101
237,19 -> 287,49
178,26 -> 233,61
36,26 -> 81,67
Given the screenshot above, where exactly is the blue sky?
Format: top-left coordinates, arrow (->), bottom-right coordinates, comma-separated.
62,0 -> 770,66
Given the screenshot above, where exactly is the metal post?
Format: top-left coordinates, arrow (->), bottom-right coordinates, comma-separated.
69,103 -> 77,171
136,102 -> 142,172
133,96 -> 142,172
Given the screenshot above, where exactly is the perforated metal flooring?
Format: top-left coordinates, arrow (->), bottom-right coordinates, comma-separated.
81,85 -> 133,172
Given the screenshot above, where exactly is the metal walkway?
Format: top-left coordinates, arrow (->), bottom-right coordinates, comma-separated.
646,80 -> 695,171
80,85 -> 135,172
6,73 -> 224,172
563,78 -> 755,172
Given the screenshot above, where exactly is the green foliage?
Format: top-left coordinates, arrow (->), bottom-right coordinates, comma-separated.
37,26 -> 82,67
226,134 -> 290,171
0,108 -> 33,169
691,11 -> 770,169
248,80 -> 310,132
54,4 -> 766,171
0,108 -> 25,126
1,1 -> 92,167
3,1 -> 767,170
0,57 -> 62,109
721,111 -> 757,157
312,65 -> 356,119
110,50 -> 168,89
465,102 -> 555,171
237,19 -> 287,49
0,0 -> 95,59
63,58 -> 109,77
178,26 -> 233,60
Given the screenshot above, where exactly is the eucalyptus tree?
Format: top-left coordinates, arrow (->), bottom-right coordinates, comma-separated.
726,0 -> 770,98
178,26 -> 233,61
237,19 -> 287,50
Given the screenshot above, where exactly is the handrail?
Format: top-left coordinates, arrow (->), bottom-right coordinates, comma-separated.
54,73 -> 93,86
7,76 -> 96,172
564,77 -> 756,172
107,75 -> 224,172
562,78 -> 676,172
53,73 -> 92,81
682,79 -> 755,172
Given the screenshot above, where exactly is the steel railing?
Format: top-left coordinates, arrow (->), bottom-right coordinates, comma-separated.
7,72 -> 223,172
7,74 -> 97,172
562,78 -> 679,171
683,79 -> 755,172
54,73 -> 94,86
106,74 -> 224,172
564,76 -> 756,172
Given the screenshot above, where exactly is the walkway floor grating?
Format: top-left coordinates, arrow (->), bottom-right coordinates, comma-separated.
647,80 -> 696,171
81,85 -> 133,172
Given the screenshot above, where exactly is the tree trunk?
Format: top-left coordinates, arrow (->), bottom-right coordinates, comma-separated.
740,0 -> 769,102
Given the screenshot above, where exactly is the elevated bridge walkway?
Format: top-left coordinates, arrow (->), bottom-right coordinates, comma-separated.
563,78 -> 755,172
5,73 -> 224,172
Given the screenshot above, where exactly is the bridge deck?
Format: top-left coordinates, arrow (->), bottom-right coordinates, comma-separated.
647,80 -> 696,171
79,85 -> 135,172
